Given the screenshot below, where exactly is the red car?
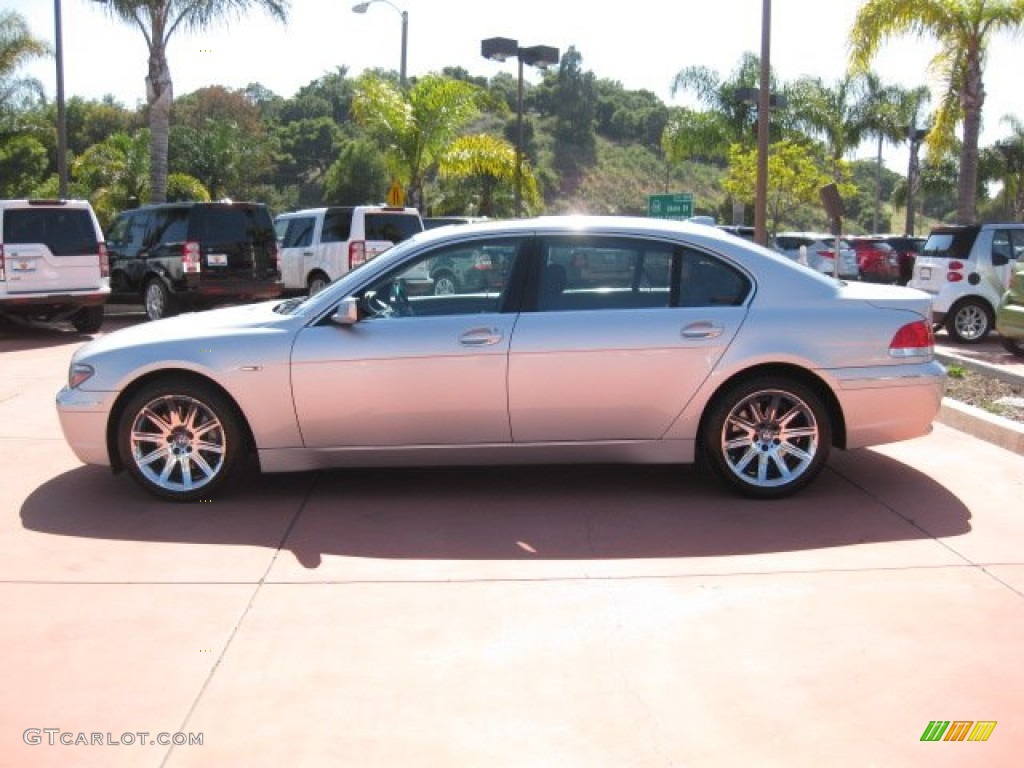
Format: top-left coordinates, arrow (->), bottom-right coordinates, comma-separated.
849,237 -> 900,284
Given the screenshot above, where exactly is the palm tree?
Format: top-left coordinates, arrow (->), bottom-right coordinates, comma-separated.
788,74 -> 871,180
0,10 -> 50,118
92,1 -> 288,203
438,133 -> 538,217
352,74 -> 485,211
849,0 -> 1024,224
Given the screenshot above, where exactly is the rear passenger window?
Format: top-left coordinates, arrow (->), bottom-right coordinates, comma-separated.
322,209 -> 353,243
538,236 -> 674,311
364,213 -> 423,243
678,249 -> 750,307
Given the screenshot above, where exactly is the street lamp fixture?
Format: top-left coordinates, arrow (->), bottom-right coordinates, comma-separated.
352,0 -> 408,87
482,37 -> 559,217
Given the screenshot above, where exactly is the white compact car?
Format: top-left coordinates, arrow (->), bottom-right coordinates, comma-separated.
909,223 -> 1024,343
274,205 -> 423,295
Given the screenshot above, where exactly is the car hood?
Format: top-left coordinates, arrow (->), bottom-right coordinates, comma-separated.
81,300 -> 296,357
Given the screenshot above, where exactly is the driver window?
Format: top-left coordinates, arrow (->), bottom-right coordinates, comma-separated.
359,237 -> 523,319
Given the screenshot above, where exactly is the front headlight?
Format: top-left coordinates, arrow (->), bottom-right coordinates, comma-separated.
68,363 -> 95,389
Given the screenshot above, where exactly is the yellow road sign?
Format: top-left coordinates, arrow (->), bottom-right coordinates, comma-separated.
387,180 -> 405,207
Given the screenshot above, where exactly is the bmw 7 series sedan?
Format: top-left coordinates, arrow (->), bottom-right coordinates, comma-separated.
57,216 -> 946,502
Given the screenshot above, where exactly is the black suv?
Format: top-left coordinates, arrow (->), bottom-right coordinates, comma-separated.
107,202 -> 282,320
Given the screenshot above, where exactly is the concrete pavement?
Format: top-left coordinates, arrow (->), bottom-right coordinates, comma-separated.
1,319 -> 1022,767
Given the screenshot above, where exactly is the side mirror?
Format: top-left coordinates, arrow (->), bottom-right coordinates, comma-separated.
330,297 -> 360,326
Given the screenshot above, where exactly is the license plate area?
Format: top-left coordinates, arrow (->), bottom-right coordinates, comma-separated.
207,253 -> 228,267
920,267 -> 932,280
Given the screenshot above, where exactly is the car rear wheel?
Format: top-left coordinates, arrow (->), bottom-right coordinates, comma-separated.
702,377 -> 831,499
946,299 -> 992,344
71,305 -> 104,334
144,279 -> 174,321
432,270 -> 458,295
117,378 -> 246,502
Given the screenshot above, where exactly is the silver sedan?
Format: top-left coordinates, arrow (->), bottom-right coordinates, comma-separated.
57,216 -> 945,501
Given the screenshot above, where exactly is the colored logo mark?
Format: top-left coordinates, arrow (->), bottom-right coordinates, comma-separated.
921,720 -> 997,742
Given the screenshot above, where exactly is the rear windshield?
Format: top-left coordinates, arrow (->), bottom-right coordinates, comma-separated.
922,228 -> 977,259
364,213 -> 423,243
193,206 -> 275,244
2,208 -> 97,256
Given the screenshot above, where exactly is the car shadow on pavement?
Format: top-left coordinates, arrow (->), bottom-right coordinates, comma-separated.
20,448 -> 971,569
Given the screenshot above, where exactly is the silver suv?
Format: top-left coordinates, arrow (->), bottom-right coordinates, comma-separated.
0,199 -> 110,333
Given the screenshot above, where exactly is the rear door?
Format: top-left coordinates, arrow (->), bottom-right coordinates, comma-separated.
508,235 -> 751,442
277,214 -> 318,289
191,205 -> 278,281
0,206 -> 101,294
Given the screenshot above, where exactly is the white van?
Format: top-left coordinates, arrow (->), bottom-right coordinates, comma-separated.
909,224 -> 1024,343
274,205 -> 423,294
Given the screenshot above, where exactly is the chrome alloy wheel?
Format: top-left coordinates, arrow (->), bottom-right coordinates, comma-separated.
951,302 -> 990,342
719,388 -> 820,489
129,394 -> 227,493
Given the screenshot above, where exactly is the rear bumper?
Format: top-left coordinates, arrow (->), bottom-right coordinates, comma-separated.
0,289 -> 109,315
177,278 -> 283,304
996,301 -> 1024,339
832,360 -> 946,449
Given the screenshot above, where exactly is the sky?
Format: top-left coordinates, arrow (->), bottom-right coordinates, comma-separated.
7,0 -> 1024,174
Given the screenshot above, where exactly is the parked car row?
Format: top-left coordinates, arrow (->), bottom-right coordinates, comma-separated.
3,196 -> 1022,355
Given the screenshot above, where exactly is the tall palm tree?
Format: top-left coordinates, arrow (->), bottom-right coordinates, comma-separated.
0,10 -> 50,117
93,1 -> 288,203
849,0 -> 1024,224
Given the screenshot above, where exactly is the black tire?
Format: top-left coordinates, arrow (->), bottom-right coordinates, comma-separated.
432,270 -> 459,295
307,272 -> 330,296
71,305 -> 104,334
945,299 -> 992,344
116,378 -> 247,502
702,376 -> 831,499
143,278 -> 175,322
1001,334 -> 1024,357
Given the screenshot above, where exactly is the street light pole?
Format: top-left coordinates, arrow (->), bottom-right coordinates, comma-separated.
55,0 -> 68,198
755,0 -> 771,247
481,38 -> 559,218
352,0 -> 407,87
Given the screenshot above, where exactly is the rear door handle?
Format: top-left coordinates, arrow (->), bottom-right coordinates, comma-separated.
681,321 -> 724,339
459,328 -> 503,346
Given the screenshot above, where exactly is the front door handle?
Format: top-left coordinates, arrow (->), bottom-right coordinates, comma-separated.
681,321 -> 724,339
459,328 -> 503,346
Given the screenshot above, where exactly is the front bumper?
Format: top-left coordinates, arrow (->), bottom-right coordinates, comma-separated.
56,387 -> 118,467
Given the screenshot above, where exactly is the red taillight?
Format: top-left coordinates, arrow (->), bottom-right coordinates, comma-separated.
889,320 -> 934,357
349,241 -> 366,271
948,260 -> 964,270
0,243 -> 5,281
182,241 -> 201,273
98,242 -> 109,277
274,241 -> 281,274
819,250 -> 835,260
946,271 -> 964,282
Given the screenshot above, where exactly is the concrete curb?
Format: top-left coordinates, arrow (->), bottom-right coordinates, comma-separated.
933,351 -> 1024,456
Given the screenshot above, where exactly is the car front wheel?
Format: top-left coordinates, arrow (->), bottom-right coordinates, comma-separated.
1001,335 -> 1024,357
432,271 -> 458,295
702,377 -> 831,499
117,378 -> 246,501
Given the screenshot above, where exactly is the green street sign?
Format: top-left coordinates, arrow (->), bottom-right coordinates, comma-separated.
648,193 -> 693,220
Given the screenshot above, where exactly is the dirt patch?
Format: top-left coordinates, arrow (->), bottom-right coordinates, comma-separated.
944,365 -> 1024,424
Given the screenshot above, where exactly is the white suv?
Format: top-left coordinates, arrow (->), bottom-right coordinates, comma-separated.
0,199 -> 110,333
909,224 -> 1024,343
274,205 -> 423,294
